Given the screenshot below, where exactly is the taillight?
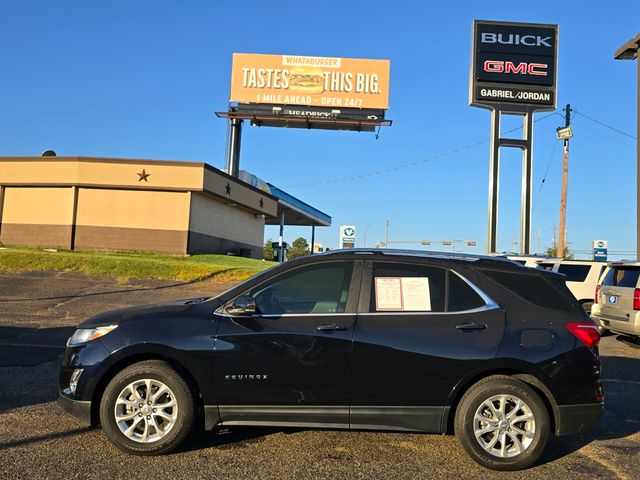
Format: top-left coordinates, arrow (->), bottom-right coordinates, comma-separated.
595,285 -> 600,304
566,322 -> 601,349
634,289 -> 640,311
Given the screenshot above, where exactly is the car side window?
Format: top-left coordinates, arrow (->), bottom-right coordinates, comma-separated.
249,262 -> 353,315
448,271 -> 486,312
558,264 -> 591,282
370,263 -> 446,312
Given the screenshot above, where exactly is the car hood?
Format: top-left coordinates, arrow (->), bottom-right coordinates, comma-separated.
78,297 -> 221,328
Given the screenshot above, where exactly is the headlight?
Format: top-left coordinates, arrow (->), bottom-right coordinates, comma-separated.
66,325 -> 118,347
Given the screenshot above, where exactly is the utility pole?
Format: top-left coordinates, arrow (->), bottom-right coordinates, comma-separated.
557,104 -> 571,258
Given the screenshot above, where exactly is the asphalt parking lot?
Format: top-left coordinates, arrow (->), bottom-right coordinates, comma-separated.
1,271 -> 639,479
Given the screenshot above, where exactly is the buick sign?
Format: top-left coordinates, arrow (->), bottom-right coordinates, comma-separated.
470,20 -> 558,110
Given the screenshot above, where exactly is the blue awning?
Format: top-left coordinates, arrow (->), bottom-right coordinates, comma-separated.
266,183 -> 332,227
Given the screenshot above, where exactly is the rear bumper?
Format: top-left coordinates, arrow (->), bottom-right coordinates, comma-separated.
592,313 -> 639,336
556,402 -> 603,436
58,391 -> 93,426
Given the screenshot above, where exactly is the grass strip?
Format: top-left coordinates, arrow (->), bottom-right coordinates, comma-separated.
0,248 -> 276,282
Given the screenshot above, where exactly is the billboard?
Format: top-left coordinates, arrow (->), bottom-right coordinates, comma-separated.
230,53 -> 390,110
470,20 -> 558,110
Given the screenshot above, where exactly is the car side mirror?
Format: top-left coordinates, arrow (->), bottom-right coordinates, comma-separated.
226,295 -> 257,316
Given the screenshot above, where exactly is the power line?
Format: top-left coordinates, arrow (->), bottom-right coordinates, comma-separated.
573,110 -> 637,140
533,140 -> 560,212
284,112 -> 559,188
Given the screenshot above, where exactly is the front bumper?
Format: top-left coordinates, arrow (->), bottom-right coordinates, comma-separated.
58,391 -> 93,426
556,402 -> 603,435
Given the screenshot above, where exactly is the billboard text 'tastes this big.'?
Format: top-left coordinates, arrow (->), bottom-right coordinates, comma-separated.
230,54 -> 390,110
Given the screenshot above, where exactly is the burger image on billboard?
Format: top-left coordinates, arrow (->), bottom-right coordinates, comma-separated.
289,66 -> 324,94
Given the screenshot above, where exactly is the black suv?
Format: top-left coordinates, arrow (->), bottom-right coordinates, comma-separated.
59,249 -> 603,470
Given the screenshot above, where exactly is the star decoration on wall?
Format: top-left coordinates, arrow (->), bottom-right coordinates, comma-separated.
225,182 -> 231,195
259,198 -> 264,208
137,169 -> 150,182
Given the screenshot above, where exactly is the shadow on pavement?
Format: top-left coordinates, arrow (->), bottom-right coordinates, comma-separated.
537,354 -> 640,466
0,281 -> 192,303
0,427 -> 93,451
0,326 -> 73,411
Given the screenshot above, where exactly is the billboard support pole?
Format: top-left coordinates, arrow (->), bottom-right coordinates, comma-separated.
226,118 -> 243,178
486,108 -> 534,255
487,109 -> 501,254
521,111 -> 534,255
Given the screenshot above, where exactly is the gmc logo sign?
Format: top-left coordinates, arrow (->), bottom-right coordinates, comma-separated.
483,60 -> 548,76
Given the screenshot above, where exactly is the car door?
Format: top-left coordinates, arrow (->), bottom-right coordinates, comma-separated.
213,259 -> 362,428
350,260 -> 504,432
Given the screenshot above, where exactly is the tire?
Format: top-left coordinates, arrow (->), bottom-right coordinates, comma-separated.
99,360 -> 194,455
454,375 -> 550,471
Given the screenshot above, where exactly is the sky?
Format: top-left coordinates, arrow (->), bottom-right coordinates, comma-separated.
1,1 -> 638,259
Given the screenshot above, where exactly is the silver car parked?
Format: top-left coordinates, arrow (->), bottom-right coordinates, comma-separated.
591,261 -> 640,341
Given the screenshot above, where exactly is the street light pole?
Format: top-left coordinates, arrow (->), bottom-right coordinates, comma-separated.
614,33 -> 640,259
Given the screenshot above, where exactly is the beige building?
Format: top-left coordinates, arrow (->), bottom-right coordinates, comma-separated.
0,156 -> 293,257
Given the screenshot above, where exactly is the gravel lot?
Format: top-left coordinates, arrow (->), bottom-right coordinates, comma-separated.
1,271 -> 639,479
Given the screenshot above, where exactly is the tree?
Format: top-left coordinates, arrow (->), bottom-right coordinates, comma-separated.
545,245 -> 574,259
287,237 -> 310,259
263,239 -> 274,261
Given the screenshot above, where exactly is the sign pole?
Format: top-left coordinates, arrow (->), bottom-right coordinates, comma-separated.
520,111 -> 534,254
226,118 -> 243,178
487,109 -> 501,253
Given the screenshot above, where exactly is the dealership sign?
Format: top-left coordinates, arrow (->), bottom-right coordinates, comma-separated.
592,240 -> 608,262
470,20 -> 558,110
230,53 -> 390,110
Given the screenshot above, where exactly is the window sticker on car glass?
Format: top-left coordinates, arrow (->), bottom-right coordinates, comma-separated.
401,277 -> 431,311
375,277 -> 403,310
375,277 -> 431,311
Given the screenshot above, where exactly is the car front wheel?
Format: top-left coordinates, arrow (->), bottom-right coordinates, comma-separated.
99,360 -> 194,455
455,375 -> 550,470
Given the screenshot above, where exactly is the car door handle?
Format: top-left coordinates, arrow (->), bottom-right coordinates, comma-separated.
456,322 -> 487,332
316,324 -> 348,332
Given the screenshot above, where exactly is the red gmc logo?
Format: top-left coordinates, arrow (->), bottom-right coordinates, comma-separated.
483,60 -> 548,76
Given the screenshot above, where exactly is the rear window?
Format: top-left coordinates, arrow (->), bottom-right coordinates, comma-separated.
537,262 -> 555,271
480,270 -> 573,310
602,266 -> 640,288
557,264 -> 591,282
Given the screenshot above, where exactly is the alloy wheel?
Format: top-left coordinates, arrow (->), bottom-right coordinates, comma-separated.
114,378 -> 178,443
473,394 -> 536,458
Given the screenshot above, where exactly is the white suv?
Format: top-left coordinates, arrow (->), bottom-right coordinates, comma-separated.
591,261 -> 640,341
536,260 -> 607,315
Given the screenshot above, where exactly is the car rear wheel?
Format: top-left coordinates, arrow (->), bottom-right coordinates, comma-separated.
455,375 -> 549,471
99,360 -> 194,455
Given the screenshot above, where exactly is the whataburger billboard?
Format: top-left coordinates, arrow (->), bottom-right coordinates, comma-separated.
470,20 -> 558,111
230,53 -> 390,110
